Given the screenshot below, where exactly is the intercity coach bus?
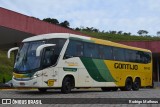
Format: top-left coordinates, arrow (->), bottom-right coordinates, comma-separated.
8,33 -> 152,93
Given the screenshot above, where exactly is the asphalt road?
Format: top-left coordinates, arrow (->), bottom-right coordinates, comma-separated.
0,88 -> 160,107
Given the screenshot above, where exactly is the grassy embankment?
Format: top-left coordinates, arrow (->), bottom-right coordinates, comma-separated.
0,51 -> 14,83
82,31 -> 160,41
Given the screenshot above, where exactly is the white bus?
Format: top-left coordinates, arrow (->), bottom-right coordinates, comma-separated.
8,33 -> 152,93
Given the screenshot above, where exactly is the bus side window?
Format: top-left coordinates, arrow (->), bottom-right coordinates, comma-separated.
99,45 -> 105,59
76,43 -> 83,56
104,46 -> 113,60
84,43 -> 91,58
125,50 -> 151,64
136,54 -> 140,63
92,44 -> 98,58
125,50 -> 135,62
125,49 -> 130,62
64,41 -> 75,59
48,38 -> 66,61
64,40 -> 83,59
76,41 -> 83,56
139,51 -> 151,63
42,48 -> 55,68
84,43 -> 98,58
147,53 -> 151,63
113,48 -> 125,61
136,51 -> 146,63
146,53 -> 151,63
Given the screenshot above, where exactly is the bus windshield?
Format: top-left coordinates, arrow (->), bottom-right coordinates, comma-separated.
14,41 -> 45,73
14,38 -> 66,73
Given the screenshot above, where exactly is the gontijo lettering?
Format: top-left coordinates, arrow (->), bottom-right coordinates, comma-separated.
114,63 -> 138,70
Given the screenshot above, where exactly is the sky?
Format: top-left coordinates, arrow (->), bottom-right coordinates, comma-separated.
0,0 -> 160,36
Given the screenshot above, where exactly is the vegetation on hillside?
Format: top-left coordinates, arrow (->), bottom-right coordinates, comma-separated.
0,51 -> 14,83
42,18 -> 160,41
81,31 -> 160,41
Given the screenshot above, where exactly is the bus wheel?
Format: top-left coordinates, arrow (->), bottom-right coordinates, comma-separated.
120,78 -> 132,91
111,87 -> 118,91
132,78 -> 140,91
61,77 -> 72,94
38,88 -> 47,92
101,87 -> 112,91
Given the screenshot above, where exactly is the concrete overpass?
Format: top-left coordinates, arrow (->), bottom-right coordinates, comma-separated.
0,7 -> 85,49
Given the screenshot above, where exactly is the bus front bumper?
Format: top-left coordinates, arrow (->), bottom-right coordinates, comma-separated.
12,78 -> 41,88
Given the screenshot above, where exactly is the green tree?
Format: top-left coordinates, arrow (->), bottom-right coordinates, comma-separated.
109,31 -> 117,34
157,31 -> 160,36
60,20 -> 70,28
123,32 -> 128,35
118,31 -> 123,35
75,27 -> 81,31
86,27 -> 92,32
128,32 -> 131,35
43,18 -> 59,24
92,28 -> 99,32
137,30 -> 148,36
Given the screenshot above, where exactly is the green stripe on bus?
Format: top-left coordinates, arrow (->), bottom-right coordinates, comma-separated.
80,57 -> 116,82
63,67 -> 77,72
92,59 -> 116,82
80,57 -> 106,82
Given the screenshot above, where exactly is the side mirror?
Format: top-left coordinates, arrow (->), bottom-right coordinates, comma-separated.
36,44 -> 56,57
7,47 -> 19,58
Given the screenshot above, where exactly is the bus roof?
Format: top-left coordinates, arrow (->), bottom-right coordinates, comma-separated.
22,33 -> 151,52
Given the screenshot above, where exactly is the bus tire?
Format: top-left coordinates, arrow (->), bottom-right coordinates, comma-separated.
61,77 -> 72,94
132,78 -> 140,91
38,88 -> 47,92
101,87 -> 112,91
120,78 -> 132,91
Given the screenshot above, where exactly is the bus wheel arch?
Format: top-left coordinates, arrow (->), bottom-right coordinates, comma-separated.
120,77 -> 133,91
132,77 -> 141,91
61,75 -> 75,94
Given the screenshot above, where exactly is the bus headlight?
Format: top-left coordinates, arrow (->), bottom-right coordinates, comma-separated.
32,74 -> 40,79
33,75 -> 38,78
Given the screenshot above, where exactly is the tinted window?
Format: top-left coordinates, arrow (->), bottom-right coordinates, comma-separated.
113,48 -> 125,61
84,43 -> 98,58
137,51 -> 151,63
64,39 -> 151,63
99,45 -> 113,60
46,38 -> 66,65
42,47 -> 55,67
64,40 -> 83,58
125,50 -> 136,62
47,39 -> 66,55
125,49 -> 151,63
145,52 -> 151,63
